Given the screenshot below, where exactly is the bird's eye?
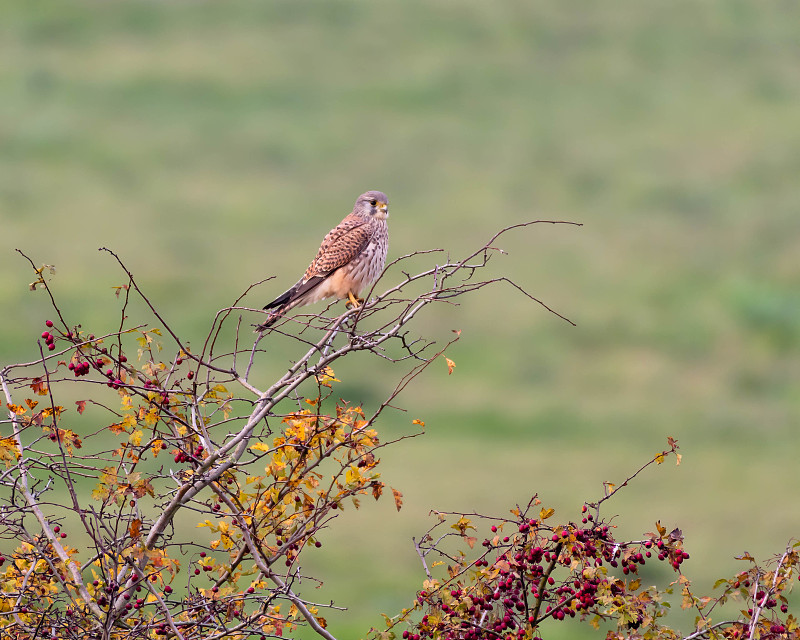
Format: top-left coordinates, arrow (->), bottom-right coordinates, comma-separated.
369,199 -> 377,206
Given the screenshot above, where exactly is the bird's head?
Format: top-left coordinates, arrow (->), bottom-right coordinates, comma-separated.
355,190 -> 389,220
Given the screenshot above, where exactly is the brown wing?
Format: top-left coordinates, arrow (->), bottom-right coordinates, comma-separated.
303,215 -> 373,279
262,215 -> 373,315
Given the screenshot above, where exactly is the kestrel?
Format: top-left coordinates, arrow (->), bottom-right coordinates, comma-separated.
256,190 -> 389,331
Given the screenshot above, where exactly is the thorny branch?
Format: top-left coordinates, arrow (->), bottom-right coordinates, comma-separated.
0,222 -> 579,640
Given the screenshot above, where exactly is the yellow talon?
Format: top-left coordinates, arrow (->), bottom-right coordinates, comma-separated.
346,291 -> 363,309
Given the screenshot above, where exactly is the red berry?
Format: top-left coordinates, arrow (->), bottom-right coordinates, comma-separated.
187,371 -> 194,380
164,586 -> 172,594
45,320 -> 53,328
48,344 -> 55,351
41,332 -> 50,339
53,526 -> 60,533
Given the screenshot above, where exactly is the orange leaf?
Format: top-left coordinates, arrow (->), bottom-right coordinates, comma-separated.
76,400 -> 86,415
30,378 -> 48,396
129,519 -> 142,539
391,487 -> 403,512
444,357 -> 456,375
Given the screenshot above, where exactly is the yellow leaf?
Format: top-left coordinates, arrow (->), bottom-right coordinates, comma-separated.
540,507 -> 555,520
0,436 -> 21,466
250,442 -> 272,452
444,357 -> 456,375
345,466 -> 361,485
129,430 -> 143,446
412,419 -> 425,427
143,407 -> 160,427
451,516 -> 475,534
422,578 -> 439,591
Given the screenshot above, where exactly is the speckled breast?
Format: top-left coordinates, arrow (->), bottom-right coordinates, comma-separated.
344,220 -> 388,296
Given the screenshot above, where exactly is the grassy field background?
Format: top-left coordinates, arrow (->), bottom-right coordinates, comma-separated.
2,1 -> 800,638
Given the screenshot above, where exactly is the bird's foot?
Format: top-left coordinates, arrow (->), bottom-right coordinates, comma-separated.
345,292 -> 364,309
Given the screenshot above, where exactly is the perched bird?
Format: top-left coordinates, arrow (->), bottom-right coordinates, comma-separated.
256,190 -> 389,331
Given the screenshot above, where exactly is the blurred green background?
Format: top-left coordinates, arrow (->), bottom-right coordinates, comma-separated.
2,1 -> 800,638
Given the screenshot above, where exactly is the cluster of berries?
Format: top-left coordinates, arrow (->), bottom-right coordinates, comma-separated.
68,361 -> 91,376
174,444 -> 203,464
41,320 -> 56,351
407,510 -> 693,640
